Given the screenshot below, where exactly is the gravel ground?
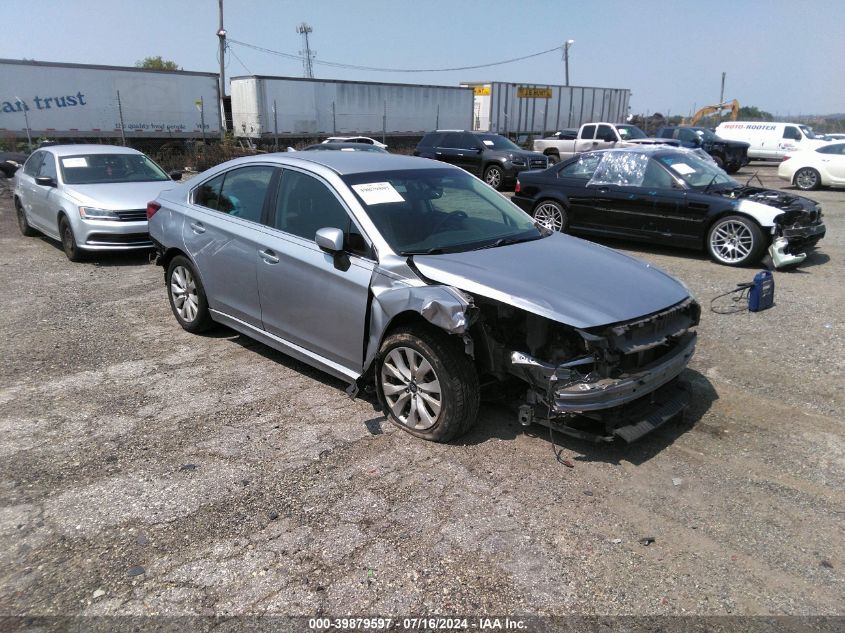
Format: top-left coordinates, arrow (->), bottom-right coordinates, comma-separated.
0,163 -> 843,623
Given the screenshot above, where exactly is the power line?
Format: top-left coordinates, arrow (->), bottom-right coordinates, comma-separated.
227,38 -> 565,73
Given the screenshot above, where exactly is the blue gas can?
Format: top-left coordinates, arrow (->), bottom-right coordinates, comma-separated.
748,271 -> 774,312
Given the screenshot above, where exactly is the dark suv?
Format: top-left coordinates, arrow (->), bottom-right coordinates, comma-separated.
655,126 -> 749,173
414,131 -> 548,190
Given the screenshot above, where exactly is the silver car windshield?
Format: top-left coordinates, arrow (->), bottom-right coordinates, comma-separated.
59,153 -> 170,185
342,169 -> 544,255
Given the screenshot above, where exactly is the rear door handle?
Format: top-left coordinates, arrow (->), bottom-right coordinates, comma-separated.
189,221 -> 206,234
259,248 -> 279,264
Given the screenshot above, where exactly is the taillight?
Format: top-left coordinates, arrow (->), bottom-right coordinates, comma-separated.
515,180 -> 521,193
781,156 -> 791,162
146,201 -> 161,220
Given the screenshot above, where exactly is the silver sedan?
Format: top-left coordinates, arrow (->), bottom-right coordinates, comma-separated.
149,152 -> 699,443
13,144 -> 179,261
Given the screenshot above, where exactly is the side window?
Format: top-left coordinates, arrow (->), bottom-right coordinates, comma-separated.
459,133 -> 481,150
193,172 -> 227,210
817,144 -> 845,155
37,154 -> 58,180
678,129 -> 698,143
596,124 -> 615,142
419,132 -> 443,148
273,170 -> 351,241
23,152 -> 44,177
783,126 -> 801,141
581,124 -> 596,140
558,153 -> 601,179
641,159 -> 675,189
218,166 -> 275,223
441,133 -> 462,148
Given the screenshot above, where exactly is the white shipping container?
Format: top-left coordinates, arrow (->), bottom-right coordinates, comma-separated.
231,75 -> 473,139
462,82 -> 631,136
0,59 -> 221,139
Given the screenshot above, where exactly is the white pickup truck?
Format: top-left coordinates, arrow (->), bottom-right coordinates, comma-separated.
533,122 -> 677,164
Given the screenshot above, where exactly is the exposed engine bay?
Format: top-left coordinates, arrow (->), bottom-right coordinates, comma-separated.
466,295 -> 701,442
718,186 -> 826,267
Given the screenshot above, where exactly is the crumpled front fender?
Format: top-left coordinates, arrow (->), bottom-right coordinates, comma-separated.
363,267 -> 471,371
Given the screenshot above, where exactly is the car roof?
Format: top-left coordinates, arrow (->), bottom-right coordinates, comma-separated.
586,146 -> 696,158
42,144 -> 143,157
264,151 -> 446,176
303,142 -> 385,151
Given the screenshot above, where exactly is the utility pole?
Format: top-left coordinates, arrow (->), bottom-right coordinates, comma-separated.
563,40 -> 574,86
718,71 -> 726,123
273,99 -> 279,151
116,90 -> 127,146
297,23 -> 315,78
217,0 -> 227,139
199,96 -> 206,145
15,96 -> 32,151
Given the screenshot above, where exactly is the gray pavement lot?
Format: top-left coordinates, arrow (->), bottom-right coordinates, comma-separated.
0,163 -> 843,617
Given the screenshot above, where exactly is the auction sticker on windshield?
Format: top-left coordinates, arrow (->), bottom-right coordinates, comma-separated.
61,157 -> 88,168
669,163 -> 695,175
352,182 -> 405,205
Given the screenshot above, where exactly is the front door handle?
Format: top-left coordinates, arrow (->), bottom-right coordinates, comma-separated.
259,248 -> 279,264
189,221 -> 206,234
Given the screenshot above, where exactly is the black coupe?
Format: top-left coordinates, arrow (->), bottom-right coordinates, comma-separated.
511,147 -> 825,267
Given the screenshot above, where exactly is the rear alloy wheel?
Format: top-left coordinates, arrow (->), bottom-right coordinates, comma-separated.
378,326 -> 479,442
706,215 -> 764,266
166,256 -> 214,333
794,167 -> 820,191
533,200 -> 567,232
15,198 -> 37,237
484,165 -> 504,190
59,217 -> 85,262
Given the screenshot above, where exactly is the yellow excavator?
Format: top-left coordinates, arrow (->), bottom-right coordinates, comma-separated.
685,100 -> 740,126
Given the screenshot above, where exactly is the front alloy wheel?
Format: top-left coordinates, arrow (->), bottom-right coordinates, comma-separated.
484,165 -> 503,190
533,201 -> 567,232
381,347 -> 442,431
706,215 -> 764,266
377,326 -> 479,442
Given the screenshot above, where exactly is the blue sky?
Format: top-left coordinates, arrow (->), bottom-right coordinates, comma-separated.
4,0 -> 844,116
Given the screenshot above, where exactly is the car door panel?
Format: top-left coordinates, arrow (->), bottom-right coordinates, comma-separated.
257,168 -> 374,373
183,165 -> 277,328
256,232 -> 374,371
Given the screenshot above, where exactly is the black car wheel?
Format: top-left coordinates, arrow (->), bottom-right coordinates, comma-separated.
713,155 -> 725,170
546,154 -> 560,165
15,198 -> 37,237
706,215 -> 765,266
166,256 -> 214,333
59,216 -> 85,262
533,200 -> 567,232
377,325 -> 479,443
794,167 -> 820,191
484,165 -> 504,190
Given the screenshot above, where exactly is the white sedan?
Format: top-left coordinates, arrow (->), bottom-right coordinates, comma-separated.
778,142 -> 845,190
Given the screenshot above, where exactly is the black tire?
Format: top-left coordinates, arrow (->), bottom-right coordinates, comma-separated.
377,325 -> 479,442
166,255 -> 214,333
725,164 -> 741,174
546,153 -> 560,165
15,198 -> 37,237
712,155 -> 725,170
794,167 -> 821,191
483,165 -> 504,191
59,216 -> 85,262
532,200 -> 567,233
706,215 -> 765,267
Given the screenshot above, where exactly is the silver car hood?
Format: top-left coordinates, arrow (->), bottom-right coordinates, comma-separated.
413,233 -> 690,329
66,181 -> 176,209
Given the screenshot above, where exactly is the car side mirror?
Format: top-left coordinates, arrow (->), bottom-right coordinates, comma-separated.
35,176 -> 57,187
315,227 -> 345,253
169,170 -> 183,181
